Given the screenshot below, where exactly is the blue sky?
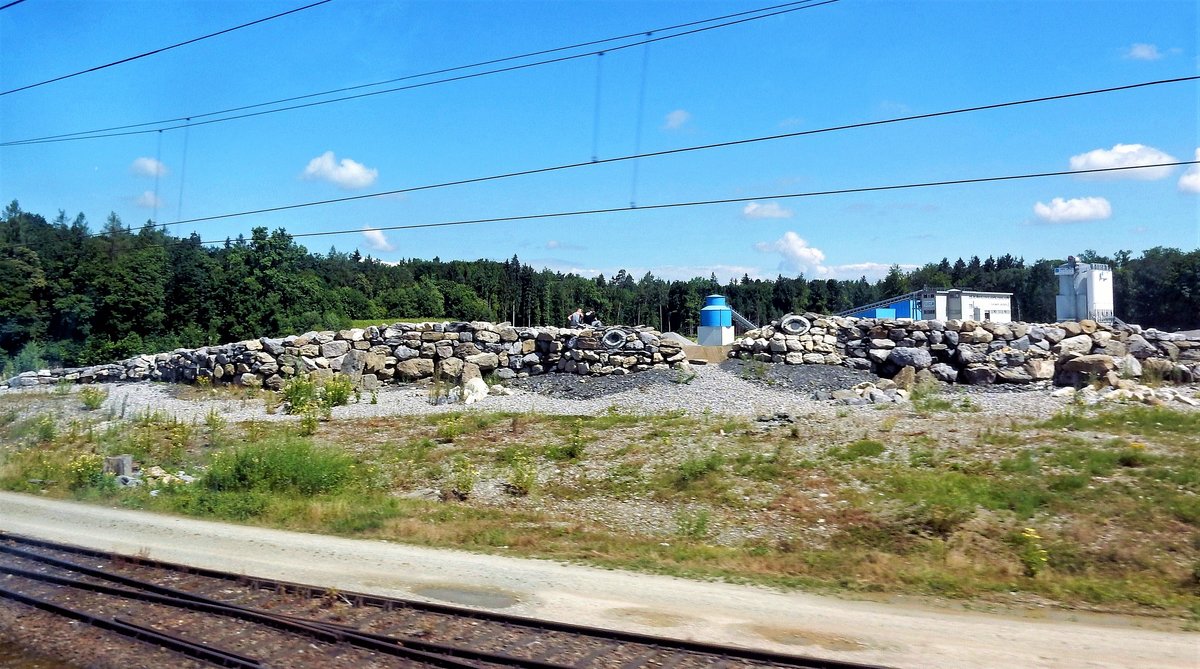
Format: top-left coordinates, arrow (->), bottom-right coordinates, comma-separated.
1,0 -> 1197,282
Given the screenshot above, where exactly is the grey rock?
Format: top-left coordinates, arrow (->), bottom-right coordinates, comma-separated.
887,347 -> 933,369
320,340 -> 351,358
930,363 -> 958,383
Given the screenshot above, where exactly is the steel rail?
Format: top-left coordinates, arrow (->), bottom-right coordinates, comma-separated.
0,532 -> 890,669
0,584 -> 263,668
0,551 -> 570,669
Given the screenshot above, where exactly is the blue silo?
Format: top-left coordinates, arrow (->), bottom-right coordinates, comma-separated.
698,295 -> 734,345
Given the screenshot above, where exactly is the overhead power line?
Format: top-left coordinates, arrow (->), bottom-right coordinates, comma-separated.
5,162 -> 1193,253
252,161 -> 1199,246
0,0 -> 333,97
0,0 -> 29,11
1,0 -> 837,146
69,75 -> 1194,237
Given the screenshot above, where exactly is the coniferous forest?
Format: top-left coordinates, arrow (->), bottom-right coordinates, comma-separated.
2,201 -> 1197,373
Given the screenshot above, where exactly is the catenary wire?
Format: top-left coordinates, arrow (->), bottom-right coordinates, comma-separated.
256,161 -> 1199,245
0,0 -> 333,96
0,163 -> 1185,254
1,0 -> 836,146
0,0 -> 28,11
55,75 -> 1194,238
1,0 -> 822,144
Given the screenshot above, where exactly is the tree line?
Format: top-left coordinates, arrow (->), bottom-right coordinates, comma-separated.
1,200 -> 1197,372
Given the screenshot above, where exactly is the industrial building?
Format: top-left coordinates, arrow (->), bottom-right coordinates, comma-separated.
1054,257 -> 1115,323
839,288 -> 1013,322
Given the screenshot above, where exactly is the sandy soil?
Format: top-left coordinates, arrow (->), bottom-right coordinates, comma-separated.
1,491 -> 1195,669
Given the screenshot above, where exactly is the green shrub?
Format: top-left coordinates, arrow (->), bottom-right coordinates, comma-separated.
545,419 -> 586,460
505,448 -> 537,496
281,375 -> 319,414
675,507 -> 711,539
67,453 -> 105,490
448,454 -> 476,498
831,439 -> 886,461
323,374 -> 353,408
79,386 -> 108,411
672,450 -> 724,487
205,439 -> 358,496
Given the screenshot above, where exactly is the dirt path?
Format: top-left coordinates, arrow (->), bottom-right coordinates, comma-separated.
0,491 -> 1195,669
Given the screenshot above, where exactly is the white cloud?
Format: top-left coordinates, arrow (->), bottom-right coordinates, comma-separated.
130,157 -> 167,177
754,231 -> 827,275
303,151 -> 378,189
1178,148 -> 1200,193
361,227 -> 395,252
1069,143 -> 1178,180
1124,43 -> 1162,60
1033,196 -> 1112,223
752,231 -> 915,280
742,201 -> 794,219
545,240 -> 585,250
663,109 -> 691,130
135,191 -> 162,209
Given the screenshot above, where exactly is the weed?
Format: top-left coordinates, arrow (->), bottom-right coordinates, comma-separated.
675,507 -> 712,539
830,439 -> 885,461
741,359 -> 769,382
203,409 -> 226,445
281,375 -> 319,414
205,438 -> 360,496
370,389 -> 378,405
671,368 -> 697,385
435,414 -> 464,442
1013,527 -> 1049,577
505,448 -> 537,496
299,409 -> 319,436
323,374 -> 353,408
67,453 -> 105,490
53,378 -> 72,395
34,414 -> 56,443
79,386 -> 107,411
546,419 -> 586,461
448,455 -> 476,499
671,450 -> 724,488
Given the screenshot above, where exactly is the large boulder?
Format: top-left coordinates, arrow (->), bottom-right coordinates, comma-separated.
888,347 -> 934,370
961,364 -> 997,385
1061,354 -> 1117,376
320,340 -> 351,359
395,358 -> 434,380
1054,334 -> 1093,356
930,363 -> 958,383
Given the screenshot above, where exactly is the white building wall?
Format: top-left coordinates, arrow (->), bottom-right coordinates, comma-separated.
962,294 -> 1012,323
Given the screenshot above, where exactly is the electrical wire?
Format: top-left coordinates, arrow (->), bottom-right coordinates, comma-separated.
0,0 -> 333,96
55,75 -> 1194,237
254,161 -> 1200,245
1,0 -> 837,146
4,162 -> 1192,252
0,0 -> 28,11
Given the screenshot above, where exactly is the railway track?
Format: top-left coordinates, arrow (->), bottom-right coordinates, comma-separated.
0,532 -> 888,669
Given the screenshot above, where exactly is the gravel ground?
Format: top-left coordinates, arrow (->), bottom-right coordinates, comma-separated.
0,363 -> 1085,427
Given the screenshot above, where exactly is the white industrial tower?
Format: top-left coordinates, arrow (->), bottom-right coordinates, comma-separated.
1055,256 -> 1115,323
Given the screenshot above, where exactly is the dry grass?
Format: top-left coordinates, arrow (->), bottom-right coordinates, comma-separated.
3,389 -> 1200,621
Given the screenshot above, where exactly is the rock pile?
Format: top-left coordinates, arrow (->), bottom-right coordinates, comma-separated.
732,315 -> 1200,386
3,322 -> 690,390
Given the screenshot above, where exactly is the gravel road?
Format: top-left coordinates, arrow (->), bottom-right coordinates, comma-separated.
0,492 -> 1195,669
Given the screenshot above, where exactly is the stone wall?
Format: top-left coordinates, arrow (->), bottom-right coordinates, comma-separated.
731,315 -> 1200,386
2,322 -> 689,389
